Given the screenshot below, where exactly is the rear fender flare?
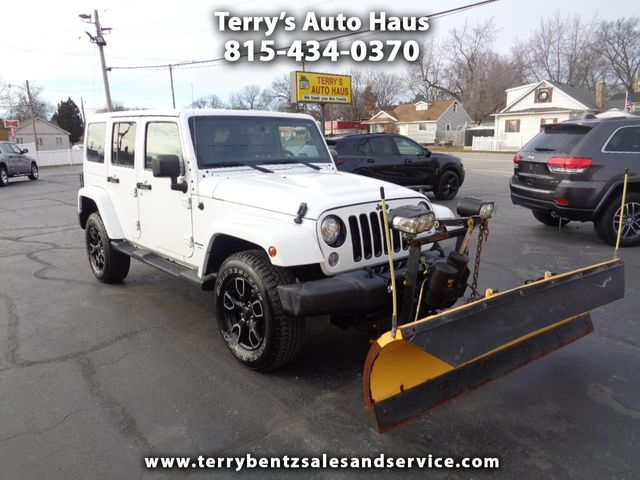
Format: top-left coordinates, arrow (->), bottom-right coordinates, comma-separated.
594,178 -> 640,217
78,186 -> 124,239
201,215 -> 324,275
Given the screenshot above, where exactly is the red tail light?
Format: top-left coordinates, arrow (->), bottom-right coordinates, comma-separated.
336,159 -> 344,166
513,154 -> 522,165
547,157 -> 592,174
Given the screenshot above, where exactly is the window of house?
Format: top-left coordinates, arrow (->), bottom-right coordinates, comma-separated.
540,118 -> 558,127
453,103 -> 458,112
56,137 -> 62,145
86,123 -> 106,163
603,126 -> 640,153
534,87 -> 553,103
112,122 -> 136,168
145,122 -> 183,170
445,123 -> 451,131
505,119 -> 520,133
418,123 -> 427,131
37,137 -> 43,146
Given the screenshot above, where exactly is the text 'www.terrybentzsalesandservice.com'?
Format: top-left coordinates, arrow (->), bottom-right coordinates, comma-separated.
213,11 -> 430,63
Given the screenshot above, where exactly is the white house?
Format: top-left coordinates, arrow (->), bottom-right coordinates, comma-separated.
366,100 -> 472,145
493,80 -> 598,149
14,117 -> 71,151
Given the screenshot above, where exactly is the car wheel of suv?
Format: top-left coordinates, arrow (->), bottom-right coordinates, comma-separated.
0,166 -> 8,186
595,192 -> 640,247
434,170 -> 460,200
85,213 -> 131,283
215,249 -> 304,371
28,163 -> 38,180
532,210 -> 570,227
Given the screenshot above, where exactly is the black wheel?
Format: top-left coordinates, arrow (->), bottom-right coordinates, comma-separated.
85,213 -> 130,283
434,170 -> 460,200
28,163 -> 38,180
532,210 -> 570,227
595,192 -> 640,247
214,249 -> 304,371
0,166 -> 8,186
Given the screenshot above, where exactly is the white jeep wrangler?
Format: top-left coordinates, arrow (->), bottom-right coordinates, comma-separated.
78,109 -> 461,370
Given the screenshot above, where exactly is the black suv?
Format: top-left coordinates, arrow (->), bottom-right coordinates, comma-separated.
326,133 -> 465,200
510,117 -> 640,246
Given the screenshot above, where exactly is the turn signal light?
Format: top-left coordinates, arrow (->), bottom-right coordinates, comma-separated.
513,154 -> 522,165
547,157 -> 592,174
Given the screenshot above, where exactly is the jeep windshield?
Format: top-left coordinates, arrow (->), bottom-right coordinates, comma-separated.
189,115 -> 331,168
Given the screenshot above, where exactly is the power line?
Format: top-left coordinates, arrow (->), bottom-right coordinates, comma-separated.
108,0 -> 498,71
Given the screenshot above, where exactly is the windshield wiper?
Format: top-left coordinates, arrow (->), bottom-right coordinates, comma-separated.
257,159 -> 321,171
534,147 -> 555,152
207,161 -> 273,173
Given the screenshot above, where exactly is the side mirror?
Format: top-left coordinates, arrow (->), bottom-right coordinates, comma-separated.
329,149 -> 339,162
152,154 -> 188,193
21,148 -> 29,154
424,148 -> 432,158
152,154 -> 181,177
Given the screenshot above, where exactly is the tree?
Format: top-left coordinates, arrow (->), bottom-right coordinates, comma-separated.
50,98 -> 84,144
596,17 -> 640,93
190,94 -> 226,109
264,75 -> 300,113
405,39 -> 447,102
0,83 -> 53,121
513,12 -> 601,90
364,70 -> 406,111
230,85 -> 270,110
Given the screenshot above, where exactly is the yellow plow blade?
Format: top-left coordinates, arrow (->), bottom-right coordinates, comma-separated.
364,258 -> 625,432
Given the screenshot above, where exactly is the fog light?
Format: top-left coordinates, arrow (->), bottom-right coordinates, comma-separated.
328,252 -> 339,266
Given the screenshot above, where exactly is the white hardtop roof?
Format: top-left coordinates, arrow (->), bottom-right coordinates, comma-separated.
87,109 -> 315,122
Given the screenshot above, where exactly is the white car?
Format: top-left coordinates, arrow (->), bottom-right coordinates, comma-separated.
78,109 -> 459,370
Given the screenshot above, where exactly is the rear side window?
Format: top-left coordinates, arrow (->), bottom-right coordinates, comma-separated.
145,122 -> 182,170
112,122 -> 136,168
523,125 -> 591,154
86,123 -> 106,163
603,126 -> 640,153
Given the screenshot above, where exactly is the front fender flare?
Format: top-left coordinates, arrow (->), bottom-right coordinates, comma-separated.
78,186 -> 124,239
202,215 -> 324,274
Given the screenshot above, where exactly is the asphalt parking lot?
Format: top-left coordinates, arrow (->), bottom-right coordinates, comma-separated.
1,152 -> 638,479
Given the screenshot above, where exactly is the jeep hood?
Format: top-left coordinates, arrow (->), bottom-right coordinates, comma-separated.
199,170 -> 428,219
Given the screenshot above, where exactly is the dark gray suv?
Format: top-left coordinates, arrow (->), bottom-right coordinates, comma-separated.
510,117 -> 639,246
0,141 -> 39,186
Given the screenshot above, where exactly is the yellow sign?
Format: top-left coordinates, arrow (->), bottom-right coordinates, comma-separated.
290,71 -> 352,105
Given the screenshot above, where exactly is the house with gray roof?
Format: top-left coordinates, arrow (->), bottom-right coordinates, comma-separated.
14,117 -> 71,151
493,80 -> 598,149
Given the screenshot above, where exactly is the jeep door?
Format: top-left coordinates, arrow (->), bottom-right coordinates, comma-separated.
136,120 -> 194,258
107,121 -> 141,240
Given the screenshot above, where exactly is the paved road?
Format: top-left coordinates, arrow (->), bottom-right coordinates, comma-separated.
1,160 -> 638,479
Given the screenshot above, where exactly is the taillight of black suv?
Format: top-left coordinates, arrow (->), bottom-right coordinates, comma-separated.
510,119 -> 640,247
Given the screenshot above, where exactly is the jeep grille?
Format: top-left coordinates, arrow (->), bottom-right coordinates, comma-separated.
347,212 -> 408,262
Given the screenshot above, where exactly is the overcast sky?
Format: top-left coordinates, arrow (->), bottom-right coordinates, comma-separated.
1,0 -> 637,116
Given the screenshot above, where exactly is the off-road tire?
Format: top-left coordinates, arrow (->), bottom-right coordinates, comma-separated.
594,192 -> 640,247
434,170 -> 461,200
214,249 -> 304,371
0,166 -> 8,186
28,163 -> 38,180
532,210 -> 570,227
85,213 -> 130,283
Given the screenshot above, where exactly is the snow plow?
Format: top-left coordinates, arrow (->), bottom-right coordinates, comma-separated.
363,190 -> 625,432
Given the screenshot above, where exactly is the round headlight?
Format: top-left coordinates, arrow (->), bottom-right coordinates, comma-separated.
321,216 -> 341,245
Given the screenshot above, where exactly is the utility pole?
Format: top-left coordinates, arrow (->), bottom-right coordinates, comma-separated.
168,65 -> 176,108
80,11 -> 113,111
80,97 -> 86,125
25,80 -> 39,151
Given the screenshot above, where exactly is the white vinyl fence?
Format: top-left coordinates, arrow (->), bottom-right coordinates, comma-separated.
17,143 -> 83,167
471,136 -> 523,152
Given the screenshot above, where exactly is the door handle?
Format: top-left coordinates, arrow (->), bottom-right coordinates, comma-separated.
136,182 -> 152,191
404,159 -> 412,164
366,158 -> 375,163
107,176 -> 119,184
